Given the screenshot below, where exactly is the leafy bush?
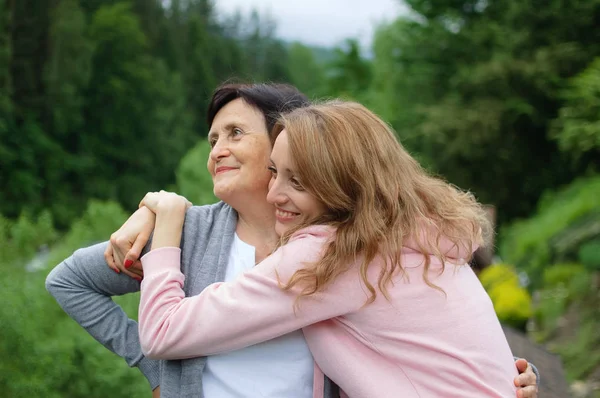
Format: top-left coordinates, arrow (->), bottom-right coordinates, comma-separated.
479,263 -> 520,290
46,200 -> 129,267
479,264 -> 532,330
533,269 -> 595,344
551,57 -> 600,158
555,315 -> 600,381
542,263 -> 587,289
578,239 -> 600,271
500,176 -> 600,288
0,210 -> 58,265
0,200 -> 148,397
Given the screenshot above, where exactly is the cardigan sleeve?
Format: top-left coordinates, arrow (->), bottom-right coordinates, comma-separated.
45,241 -> 160,389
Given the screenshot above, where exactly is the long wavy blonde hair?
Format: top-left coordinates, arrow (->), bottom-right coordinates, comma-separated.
275,100 -> 492,303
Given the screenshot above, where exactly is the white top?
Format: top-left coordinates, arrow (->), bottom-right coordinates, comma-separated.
202,233 -> 314,398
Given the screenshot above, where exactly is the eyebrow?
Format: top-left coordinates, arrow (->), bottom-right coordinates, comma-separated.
207,121 -> 247,139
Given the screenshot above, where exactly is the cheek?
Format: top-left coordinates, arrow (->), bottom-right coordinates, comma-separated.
207,157 -> 215,176
307,198 -> 327,218
245,137 -> 272,166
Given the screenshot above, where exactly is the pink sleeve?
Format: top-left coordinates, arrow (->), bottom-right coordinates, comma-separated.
138,235 -> 365,360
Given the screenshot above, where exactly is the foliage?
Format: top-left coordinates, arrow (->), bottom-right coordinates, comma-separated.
45,200 -> 128,267
0,200 -> 146,397
500,176 -> 600,288
0,211 -> 57,265
2,0 -> 600,392
175,140 -> 218,206
552,57 -> 600,160
534,268 -> 600,381
369,0 -> 600,225
479,262 -> 520,290
325,39 -> 372,102
578,239 -> 600,272
542,263 -> 587,289
0,0 -> 315,228
556,320 -> 600,381
479,264 -> 532,330
286,42 -> 327,99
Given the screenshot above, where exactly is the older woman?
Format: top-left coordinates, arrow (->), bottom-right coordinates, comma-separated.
46,83 -> 539,398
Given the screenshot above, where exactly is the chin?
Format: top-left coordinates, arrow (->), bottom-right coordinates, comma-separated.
213,182 -> 236,200
275,223 -> 288,237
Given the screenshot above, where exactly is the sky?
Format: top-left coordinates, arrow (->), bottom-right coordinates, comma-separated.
214,0 -> 409,48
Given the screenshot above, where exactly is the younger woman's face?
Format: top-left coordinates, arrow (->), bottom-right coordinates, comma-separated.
266,130 -> 327,236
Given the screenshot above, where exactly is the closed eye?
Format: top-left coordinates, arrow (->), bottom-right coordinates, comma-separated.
290,178 -> 305,191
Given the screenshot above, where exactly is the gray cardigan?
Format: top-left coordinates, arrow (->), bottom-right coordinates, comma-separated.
46,202 -> 339,398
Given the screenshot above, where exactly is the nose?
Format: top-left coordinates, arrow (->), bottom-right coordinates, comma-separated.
209,137 -> 230,162
266,176 -> 288,206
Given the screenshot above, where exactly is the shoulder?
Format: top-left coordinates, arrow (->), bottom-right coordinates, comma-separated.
184,202 -> 236,229
180,202 -> 237,244
289,225 -> 335,243
281,225 -> 335,260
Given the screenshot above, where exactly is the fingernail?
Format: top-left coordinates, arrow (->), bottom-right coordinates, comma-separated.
124,259 -> 133,269
134,276 -> 142,282
114,268 -> 120,274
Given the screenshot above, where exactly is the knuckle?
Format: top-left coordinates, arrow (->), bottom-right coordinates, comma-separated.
115,236 -> 128,246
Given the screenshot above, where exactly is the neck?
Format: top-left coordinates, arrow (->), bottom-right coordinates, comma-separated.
233,195 -> 279,263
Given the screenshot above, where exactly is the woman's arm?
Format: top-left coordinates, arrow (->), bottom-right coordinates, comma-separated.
138,191 -> 360,360
138,234 -> 363,360
45,210 -> 161,390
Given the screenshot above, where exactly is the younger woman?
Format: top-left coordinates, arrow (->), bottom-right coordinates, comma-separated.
137,100 -> 526,397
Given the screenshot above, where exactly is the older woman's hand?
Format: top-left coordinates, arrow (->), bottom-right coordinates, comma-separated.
515,358 -> 538,398
105,206 -> 156,280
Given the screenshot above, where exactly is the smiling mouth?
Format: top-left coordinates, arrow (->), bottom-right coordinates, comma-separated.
275,209 -> 300,221
215,167 -> 237,175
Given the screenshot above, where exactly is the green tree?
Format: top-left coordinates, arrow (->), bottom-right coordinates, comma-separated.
0,0 -> 10,122
286,42 -> 326,99
82,3 -> 195,213
370,0 -> 600,224
45,0 -> 93,137
325,39 -> 372,101
552,58 -> 600,161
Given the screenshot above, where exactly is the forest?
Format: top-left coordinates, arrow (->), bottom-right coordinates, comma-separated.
1,0 -> 599,396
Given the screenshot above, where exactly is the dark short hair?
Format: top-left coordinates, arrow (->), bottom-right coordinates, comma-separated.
206,83 -> 310,143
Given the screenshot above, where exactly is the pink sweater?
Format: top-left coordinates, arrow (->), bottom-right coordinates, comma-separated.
139,225 -> 517,398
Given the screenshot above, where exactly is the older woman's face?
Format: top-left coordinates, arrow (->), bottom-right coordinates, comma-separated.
207,98 -> 273,202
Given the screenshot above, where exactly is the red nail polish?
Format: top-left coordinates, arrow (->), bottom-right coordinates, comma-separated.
134,276 -> 142,282
114,268 -> 120,274
124,259 -> 133,269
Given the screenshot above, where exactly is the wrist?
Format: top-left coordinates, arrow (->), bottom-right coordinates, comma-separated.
138,205 -> 157,220
151,207 -> 185,250
155,199 -> 188,216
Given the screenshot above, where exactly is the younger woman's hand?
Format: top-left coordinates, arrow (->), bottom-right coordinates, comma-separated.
140,191 -> 192,250
139,190 -> 192,215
